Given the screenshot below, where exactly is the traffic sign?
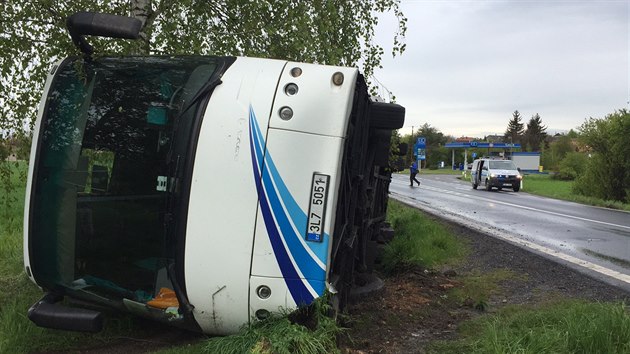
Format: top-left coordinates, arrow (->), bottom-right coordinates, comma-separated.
414,137 -> 427,160
417,148 -> 426,160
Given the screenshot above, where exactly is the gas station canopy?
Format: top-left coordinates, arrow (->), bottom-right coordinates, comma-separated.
444,142 -> 521,149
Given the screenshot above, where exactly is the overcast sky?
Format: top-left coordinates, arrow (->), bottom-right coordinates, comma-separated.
373,0 -> 629,138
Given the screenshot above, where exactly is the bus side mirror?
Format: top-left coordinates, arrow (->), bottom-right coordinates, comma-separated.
67,12 -> 142,55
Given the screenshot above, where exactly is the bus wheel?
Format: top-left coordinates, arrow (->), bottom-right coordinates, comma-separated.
368,102 -> 405,129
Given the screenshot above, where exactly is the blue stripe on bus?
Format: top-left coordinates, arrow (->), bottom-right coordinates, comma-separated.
259,140 -> 329,265
248,109 -> 326,295
248,107 -> 328,301
248,112 -> 329,265
248,116 -> 314,304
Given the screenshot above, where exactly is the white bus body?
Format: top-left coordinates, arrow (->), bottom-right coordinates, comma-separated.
24,40 -> 404,334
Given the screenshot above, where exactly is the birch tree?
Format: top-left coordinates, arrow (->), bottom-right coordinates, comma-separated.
1,0 -> 407,135
0,0 -> 406,219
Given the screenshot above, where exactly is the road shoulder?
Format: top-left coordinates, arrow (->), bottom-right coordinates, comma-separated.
340,209 -> 630,353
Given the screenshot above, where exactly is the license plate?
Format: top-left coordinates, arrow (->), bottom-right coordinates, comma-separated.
306,173 -> 330,242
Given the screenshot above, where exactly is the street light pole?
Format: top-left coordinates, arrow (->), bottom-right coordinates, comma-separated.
410,125 -> 414,165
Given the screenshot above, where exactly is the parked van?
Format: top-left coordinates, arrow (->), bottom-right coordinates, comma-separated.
470,158 -> 522,192
24,12 -> 404,334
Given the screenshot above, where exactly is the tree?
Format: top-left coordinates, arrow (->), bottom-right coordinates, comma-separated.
0,0 -> 407,215
541,134 -> 573,171
566,129 -> 579,139
388,130 -> 403,170
574,109 -> 630,203
404,123 -> 448,168
524,113 -> 547,152
504,110 -> 525,146
1,0 -> 407,143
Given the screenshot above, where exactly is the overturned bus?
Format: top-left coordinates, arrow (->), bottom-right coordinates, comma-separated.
24,12 -> 405,334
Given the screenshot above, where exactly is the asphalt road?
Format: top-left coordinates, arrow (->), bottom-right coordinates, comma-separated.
389,172 -> 630,289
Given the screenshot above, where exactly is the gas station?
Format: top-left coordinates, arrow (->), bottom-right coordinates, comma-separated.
444,141 -> 522,171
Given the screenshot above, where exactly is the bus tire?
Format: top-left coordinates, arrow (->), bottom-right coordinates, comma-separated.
368,102 -> 405,130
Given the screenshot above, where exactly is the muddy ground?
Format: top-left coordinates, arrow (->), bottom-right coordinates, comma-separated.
36,215 -> 630,353
338,218 -> 630,353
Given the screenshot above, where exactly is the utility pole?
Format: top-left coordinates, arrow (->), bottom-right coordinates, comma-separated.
410,125 -> 414,165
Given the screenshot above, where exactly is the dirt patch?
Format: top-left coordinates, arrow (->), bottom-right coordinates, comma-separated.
339,216 -> 630,353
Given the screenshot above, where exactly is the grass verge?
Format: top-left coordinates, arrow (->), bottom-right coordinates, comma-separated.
430,300 -> 630,354
382,200 -> 467,273
523,175 -> 630,211
458,172 -> 630,212
202,299 -> 342,354
0,162 -> 154,353
0,161 -> 27,232
449,269 -> 523,311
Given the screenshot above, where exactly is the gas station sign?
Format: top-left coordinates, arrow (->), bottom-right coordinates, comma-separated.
415,137 -> 426,161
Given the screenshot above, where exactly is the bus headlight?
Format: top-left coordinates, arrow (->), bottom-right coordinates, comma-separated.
256,285 -> 272,299
284,83 -> 299,96
279,106 -> 293,120
255,309 -> 270,320
332,72 -> 344,86
290,67 -> 302,77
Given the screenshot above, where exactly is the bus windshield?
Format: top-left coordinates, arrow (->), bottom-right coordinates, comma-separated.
29,56 -> 219,305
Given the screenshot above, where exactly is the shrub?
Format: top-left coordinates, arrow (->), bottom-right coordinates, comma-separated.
577,110 -> 630,203
553,152 -> 588,181
572,153 -> 611,200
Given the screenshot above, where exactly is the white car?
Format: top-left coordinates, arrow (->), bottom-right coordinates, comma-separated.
470,158 -> 522,192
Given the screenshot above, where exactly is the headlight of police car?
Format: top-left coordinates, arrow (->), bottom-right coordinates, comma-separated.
517,175 -> 522,179
490,173 -> 496,178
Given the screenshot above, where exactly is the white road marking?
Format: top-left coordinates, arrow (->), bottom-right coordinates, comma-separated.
392,193 -> 630,285
393,178 -> 630,231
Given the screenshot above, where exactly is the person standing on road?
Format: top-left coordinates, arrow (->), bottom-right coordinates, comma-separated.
410,161 -> 420,186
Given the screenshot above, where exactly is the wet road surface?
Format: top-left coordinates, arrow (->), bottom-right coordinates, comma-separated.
389,172 -> 630,288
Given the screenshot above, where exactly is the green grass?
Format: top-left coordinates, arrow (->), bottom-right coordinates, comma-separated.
385,197 -> 630,354
155,297 -> 343,354
382,200 -> 467,273
430,300 -> 630,354
449,269 -> 524,311
154,342 -> 208,353
202,299 -> 342,354
522,175 -> 573,199
0,162 -> 154,353
523,175 -> 630,211
0,161 -> 27,232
